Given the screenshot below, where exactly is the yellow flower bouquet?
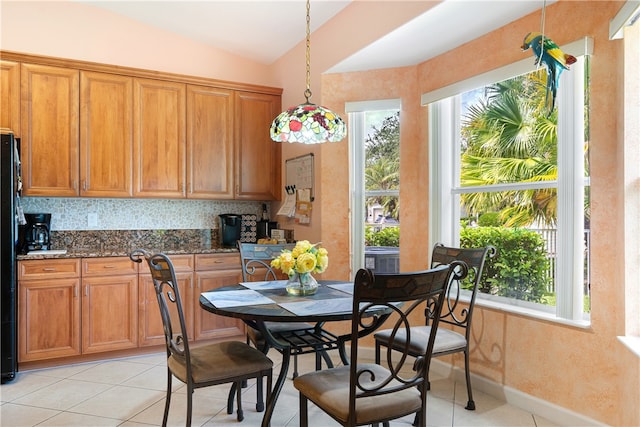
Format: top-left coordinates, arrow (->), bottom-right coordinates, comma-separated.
271,240 -> 328,295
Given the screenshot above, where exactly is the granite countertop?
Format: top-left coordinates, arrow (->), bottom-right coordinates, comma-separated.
16,229 -> 238,260
16,245 -> 238,260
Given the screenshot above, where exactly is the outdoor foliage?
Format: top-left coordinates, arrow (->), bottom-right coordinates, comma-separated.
460,72 -> 559,227
365,112 -> 400,219
460,226 -> 550,302
365,225 -> 399,247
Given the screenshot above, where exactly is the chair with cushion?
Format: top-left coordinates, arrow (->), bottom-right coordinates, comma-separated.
238,242 -> 339,378
294,264 -> 465,427
374,243 -> 496,411
130,249 -> 273,426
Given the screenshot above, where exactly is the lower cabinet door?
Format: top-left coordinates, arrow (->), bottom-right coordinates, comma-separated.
194,269 -> 245,341
81,274 -> 138,353
138,272 -> 194,346
19,278 -> 81,362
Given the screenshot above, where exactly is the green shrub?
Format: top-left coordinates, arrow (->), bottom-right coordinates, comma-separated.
365,226 -> 399,247
477,212 -> 502,226
460,226 -> 550,303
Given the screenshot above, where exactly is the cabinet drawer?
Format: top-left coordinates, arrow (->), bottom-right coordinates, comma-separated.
195,253 -> 240,271
138,254 -> 194,274
82,257 -> 138,276
19,259 -> 81,280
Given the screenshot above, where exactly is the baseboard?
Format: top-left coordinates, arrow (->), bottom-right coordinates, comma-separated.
430,359 -> 608,427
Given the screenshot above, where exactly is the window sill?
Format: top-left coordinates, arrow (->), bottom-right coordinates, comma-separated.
618,336 -> 640,358
468,294 -> 592,329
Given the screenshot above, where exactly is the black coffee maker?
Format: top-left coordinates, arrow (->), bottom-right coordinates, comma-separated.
21,213 -> 51,253
219,214 -> 241,247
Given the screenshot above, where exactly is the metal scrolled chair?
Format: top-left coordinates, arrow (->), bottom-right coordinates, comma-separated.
130,249 -> 273,426
238,242 -> 342,378
374,243 -> 496,412
294,263 -> 466,427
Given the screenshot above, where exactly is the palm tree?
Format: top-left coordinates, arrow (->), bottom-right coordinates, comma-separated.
365,157 -> 399,218
460,71 -> 559,227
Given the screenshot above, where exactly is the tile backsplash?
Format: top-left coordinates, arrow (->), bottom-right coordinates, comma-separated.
22,197 -> 265,231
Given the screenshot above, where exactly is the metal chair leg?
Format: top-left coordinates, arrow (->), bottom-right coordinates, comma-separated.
227,382 -> 236,414
162,369 -> 172,427
236,381 -> 244,421
256,376 -> 264,412
299,393 -> 309,426
464,349 -> 475,410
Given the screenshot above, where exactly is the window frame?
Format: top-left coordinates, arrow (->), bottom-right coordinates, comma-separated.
425,37 -> 592,324
346,99 -> 401,277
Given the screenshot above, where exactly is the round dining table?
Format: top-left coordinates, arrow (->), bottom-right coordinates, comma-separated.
199,280 -> 389,427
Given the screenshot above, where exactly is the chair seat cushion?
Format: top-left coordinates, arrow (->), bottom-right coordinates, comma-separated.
293,364 -> 421,425
168,341 -> 272,385
374,326 -> 467,356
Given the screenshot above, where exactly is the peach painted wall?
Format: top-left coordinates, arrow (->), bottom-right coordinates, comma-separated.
0,1 -> 275,87
321,1 -> 639,425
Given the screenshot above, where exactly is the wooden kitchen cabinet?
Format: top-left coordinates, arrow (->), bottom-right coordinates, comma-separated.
21,63 -> 80,196
133,78 -> 186,198
81,257 -> 138,353
194,253 -> 244,341
18,259 -> 82,362
1,60 -> 20,134
138,254 -> 194,347
186,85 -> 234,199
80,71 -> 133,197
234,91 -> 281,200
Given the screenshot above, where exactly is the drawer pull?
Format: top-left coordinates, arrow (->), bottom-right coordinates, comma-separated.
42,267 -> 57,272
214,260 -> 224,263
102,265 -> 116,269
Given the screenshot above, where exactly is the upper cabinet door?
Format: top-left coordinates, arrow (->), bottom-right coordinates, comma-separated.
234,91 -> 281,200
1,60 -> 20,135
21,63 -> 80,197
186,85 -> 234,199
80,71 -> 133,197
133,78 -> 186,198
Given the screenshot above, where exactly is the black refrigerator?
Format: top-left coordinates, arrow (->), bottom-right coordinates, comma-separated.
1,129 -> 23,383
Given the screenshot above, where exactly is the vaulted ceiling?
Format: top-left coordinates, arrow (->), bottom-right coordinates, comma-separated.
77,1 -> 550,73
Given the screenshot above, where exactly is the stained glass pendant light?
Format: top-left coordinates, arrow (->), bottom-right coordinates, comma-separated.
270,0 -> 346,144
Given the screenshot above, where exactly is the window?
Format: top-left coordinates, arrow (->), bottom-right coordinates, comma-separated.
426,38 -> 592,323
346,100 -> 401,275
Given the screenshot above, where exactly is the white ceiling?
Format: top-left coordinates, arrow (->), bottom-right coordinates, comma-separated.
77,0 -> 550,73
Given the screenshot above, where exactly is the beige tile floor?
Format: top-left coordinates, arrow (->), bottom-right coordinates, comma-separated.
1,350 -> 557,427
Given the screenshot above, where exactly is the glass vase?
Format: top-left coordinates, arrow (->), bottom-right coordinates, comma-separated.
285,272 -> 318,296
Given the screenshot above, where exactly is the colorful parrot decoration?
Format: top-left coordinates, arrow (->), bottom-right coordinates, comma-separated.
521,32 -> 577,115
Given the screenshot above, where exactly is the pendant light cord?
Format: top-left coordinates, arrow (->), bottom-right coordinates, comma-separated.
537,0 -> 547,68
304,0 -> 312,103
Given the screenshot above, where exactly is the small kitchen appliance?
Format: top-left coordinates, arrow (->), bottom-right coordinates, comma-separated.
219,214 -> 241,247
21,213 -> 51,253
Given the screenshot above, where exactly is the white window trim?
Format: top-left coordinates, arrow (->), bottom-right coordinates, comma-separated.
346,99 -> 401,277
427,37 -> 592,323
